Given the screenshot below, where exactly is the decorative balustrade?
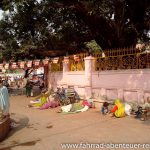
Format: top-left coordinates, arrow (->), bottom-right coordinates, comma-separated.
94,47 -> 150,71
69,53 -> 88,71
50,47 -> 150,72
51,57 -> 63,72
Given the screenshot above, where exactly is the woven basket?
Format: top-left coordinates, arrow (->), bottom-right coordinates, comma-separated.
0,116 -> 10,141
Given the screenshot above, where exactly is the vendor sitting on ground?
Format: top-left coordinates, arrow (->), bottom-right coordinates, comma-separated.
110,99 -> 125,118
28,89 -> 50,108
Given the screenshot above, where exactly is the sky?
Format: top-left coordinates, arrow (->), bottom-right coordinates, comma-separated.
0,10 -> 3,20
0,0 -> 42,20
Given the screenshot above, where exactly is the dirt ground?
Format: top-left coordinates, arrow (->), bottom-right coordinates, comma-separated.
0,95 -> 150,150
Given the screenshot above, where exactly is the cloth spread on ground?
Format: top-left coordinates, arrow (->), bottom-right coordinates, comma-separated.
61,104 -> 72,113
75,105 -> 89,112
70,103 -> 84,112
61,101 -> 90,114
40,100 -> 60,110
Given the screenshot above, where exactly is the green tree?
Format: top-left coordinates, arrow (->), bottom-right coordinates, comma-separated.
85,40 -> 102,53
0,0 -> 149,60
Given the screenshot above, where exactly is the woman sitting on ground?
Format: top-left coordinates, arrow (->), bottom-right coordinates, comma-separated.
39,93 -> 60,110
110,99 -> 125,118
28,89 -> 50,108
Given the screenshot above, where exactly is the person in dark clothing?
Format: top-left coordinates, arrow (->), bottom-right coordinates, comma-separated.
101,102 -> 109,115
39,78 -> 45,90
25,80 -> 32,97
135,106 -> 143,118
24,69 -> 33,78
3,78 -> 9,87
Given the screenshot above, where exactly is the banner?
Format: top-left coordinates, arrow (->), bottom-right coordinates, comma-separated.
20,61 -> 25,69
27,61 -> 32,68
11,62 -> 17,69
34,60 -> 40,66
43,59 -> 49,65
74,55 -> 80,62
52,57 -> 59,64
4,63 -> 9,69
63,57 -> 69,64
0,64 -> 3,70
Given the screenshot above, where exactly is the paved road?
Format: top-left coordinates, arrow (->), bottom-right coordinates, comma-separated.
0,96 -> 150,150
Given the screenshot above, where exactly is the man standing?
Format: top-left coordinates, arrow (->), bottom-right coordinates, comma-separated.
25,80 -> 32,97
0,78 -> 10,117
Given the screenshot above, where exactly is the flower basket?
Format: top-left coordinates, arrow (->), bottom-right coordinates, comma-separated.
0,116 -> 10,142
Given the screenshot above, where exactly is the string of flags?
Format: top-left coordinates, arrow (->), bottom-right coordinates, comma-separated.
0,55 -> 81,70
0,58 -> 50,70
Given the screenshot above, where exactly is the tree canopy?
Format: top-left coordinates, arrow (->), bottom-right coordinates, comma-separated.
0,0 -> 150,61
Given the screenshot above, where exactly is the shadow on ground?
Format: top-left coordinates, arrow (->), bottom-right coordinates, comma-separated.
0,114 -> 31,150
0,139 -> 41,150
2,113 -> 29,142
142,120 -> 150,126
